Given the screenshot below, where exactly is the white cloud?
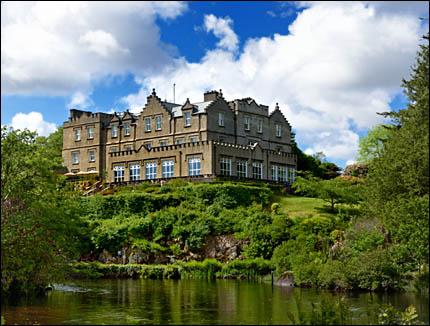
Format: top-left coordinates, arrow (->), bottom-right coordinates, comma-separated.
67,91 -> 94,110
204,14 -> 239,52
79,30 -> 129,57
11,112 -> 57,136
1,1 -> 188,95
122,3 -> 427,166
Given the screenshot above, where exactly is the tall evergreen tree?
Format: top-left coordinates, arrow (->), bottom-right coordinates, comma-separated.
365,33 -> 429,268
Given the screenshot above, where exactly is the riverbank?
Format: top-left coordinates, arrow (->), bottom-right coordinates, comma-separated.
70,259 -> 273,281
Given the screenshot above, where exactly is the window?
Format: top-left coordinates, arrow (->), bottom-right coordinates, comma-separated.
73,153 -> 79,164
126,146 -> 132,151
279,166 -> 288,182
276,124 -> 281,137
190,137 -> 198,143
162,160 -> 174,178
112,125 -> 117,137
257,119 -> 263,133
161,141 -> 167,147
89,151 -> 95,162
111,147 -> 117,153
124,122 -> 130,136
185,112 -> 191,126
237,161 -> 247,178
155,116 -> 161,130
146,143 -> 151,150
113,165 -> 124,182
145,117 -> 151,132
129,164 -> 141,181
176,139 -> 183,145
220,158 -> 232,176
288,167 -> 296,184
88,127 -> 94,139
218,112 -> 224,127
271,165 -> 278,181
188,158 -> 201,176
75,129 -> 81,141
145,162 -> 157,180
272,165 -> 288,182
244,116 -> 250,130
252,162 -> 263,179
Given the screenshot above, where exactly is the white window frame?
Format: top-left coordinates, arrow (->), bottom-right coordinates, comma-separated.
114,165 -> 125,183
112,125 -> 118,138
145,117 -> 151,132
89,150 -> 95,162
218,112 -> 225,127
244,116 -> 250,130
124,122 -> 130,136
145,161 -> 157,180
75,129 -> 81,141
257,119 -> 263,133
88,127 -> 94,139
279,166 -> 288,182
271,165 -> 278,181
73,153 -> 79,164
188,158 -> 201,176
276,124 -> 282,137
288,167 -> 296,184
185,112 -> 191,126
155,116 -> 162,130
162,160 -> 174,178
237,161 -> 248,178
129,164 -> 141,181
252,162 -> 263,180
220,158 -> 232,176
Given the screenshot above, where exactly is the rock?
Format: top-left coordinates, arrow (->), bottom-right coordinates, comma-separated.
202,234 -> 248,262
275,272 -> 295,287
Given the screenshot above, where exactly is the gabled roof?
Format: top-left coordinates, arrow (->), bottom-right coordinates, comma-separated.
269,103 -> 291,127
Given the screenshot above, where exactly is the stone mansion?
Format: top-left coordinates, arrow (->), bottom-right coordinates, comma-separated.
62,89 -> 297,184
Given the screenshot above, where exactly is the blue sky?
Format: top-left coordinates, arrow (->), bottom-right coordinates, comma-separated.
1,1 -> 428,168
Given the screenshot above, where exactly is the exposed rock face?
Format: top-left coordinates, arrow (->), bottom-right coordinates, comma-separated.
202,234 -> 248,262
275,271 -> 295,287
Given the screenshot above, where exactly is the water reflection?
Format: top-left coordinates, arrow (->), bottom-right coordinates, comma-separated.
2,279 -> 429,325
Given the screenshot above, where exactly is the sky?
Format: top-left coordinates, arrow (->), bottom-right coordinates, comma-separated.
1,1 -> 428,168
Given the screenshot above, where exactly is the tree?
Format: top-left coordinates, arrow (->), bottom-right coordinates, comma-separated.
293,176 -> 364,213
356,124 -> 392,163
1,126 -> 83,298
364,32 -> 429,268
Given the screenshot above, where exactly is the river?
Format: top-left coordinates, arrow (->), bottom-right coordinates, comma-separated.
2,279 -> 429,325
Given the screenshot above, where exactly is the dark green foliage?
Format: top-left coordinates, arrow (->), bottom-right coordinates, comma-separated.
1,127 -> 83,298
364,33 -> 429,271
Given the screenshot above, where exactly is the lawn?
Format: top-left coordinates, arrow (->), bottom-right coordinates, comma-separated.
274,195 -> 337,219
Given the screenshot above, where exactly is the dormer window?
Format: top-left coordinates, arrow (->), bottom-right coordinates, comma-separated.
124,122 -> 130,136
218,112 -> 224,127
155,116 -> 162,130
185,112 -> 191,126
145,117 -> 151,132
112,125 -> 117,138
276,124 -> 282,137
75,129 -> 81,141
244,116 -> 250,130
88,127 -> 94,139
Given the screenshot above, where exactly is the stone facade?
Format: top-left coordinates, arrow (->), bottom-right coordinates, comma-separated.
62,89 -> 297,183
